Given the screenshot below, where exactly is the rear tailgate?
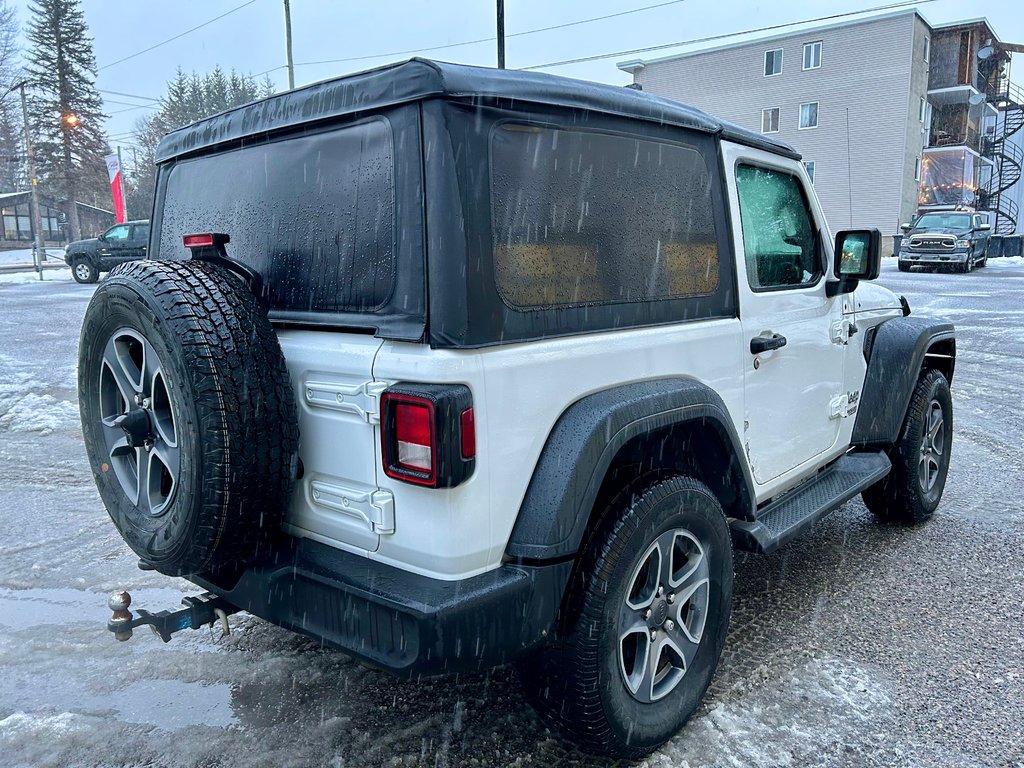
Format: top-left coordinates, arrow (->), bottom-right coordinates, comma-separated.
279,331 -> 388,554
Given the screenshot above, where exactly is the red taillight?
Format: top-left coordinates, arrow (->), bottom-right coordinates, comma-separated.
183,233 -> 214,248
183,232 -> 230,250
460,408 -> 475,459
395,401 -> 434,473
381,385 -> 475,488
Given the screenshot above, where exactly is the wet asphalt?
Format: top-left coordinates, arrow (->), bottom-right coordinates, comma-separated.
0,260 -> 1022,768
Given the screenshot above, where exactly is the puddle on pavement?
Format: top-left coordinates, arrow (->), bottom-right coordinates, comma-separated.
0,587 -> 196,630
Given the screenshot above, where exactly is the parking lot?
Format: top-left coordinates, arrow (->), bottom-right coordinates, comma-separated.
1,259 -> 1022,768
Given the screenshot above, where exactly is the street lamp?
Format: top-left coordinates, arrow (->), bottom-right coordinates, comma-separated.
63,113 -> 79,127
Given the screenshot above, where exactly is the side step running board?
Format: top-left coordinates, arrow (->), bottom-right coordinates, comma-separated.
730,451 -> 891,554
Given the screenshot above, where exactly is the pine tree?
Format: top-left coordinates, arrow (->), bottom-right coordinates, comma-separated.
25,0 -> 108,241
0,0 -> 21,193
124,68 -> 271,220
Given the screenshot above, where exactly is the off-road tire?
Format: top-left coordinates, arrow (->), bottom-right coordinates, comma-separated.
519,476 -> 733,758
72,257 -> 98,283
862,368 -> 952,524
78,259 -> 298,576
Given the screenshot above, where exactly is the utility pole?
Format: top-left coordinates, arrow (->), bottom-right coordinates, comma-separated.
497,0 -> 506,69
18,82 -> 46,274
283,0 -> 295,90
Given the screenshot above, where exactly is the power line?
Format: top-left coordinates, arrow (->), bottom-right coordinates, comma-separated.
521,0 -> 936,70
108,103 -> 159,115
289,0 -> 692,69
98,0 -> 259,71
98,89 -> 161,103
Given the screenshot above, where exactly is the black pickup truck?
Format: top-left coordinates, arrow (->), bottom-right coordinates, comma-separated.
898,211 -> 991,273
65,220 -> 150,283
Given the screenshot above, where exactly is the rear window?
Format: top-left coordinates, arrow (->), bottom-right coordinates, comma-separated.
156,118 -> 395,314
490,124 -> 719,310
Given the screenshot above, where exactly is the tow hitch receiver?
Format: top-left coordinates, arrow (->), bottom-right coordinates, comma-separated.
107,590 -> 238,643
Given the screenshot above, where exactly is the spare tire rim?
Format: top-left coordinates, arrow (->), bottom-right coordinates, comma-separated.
97,328 -> 180,516
919,399 -> 945,493
618,528 -> 710,703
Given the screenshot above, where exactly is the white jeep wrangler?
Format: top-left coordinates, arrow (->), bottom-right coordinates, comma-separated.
80,59 -> 955,757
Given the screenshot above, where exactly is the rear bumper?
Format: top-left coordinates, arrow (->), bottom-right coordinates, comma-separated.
191,538 -> 572,677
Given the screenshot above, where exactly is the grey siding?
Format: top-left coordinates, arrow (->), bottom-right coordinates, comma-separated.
631,12 -> 919,246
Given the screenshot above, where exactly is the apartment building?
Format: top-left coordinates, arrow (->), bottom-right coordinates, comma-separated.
618,9 -> 1023,244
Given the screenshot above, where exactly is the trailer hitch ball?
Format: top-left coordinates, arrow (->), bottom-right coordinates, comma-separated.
108,590 -> 134,641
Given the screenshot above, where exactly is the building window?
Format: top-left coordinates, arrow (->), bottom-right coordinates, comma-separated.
802,41 -> 822,70
803,161 -> 816,183
919,97 -> 927,123
914,157 -> 922,181
799,102 -> 819,129
761,107 -> 780,134
764,48 -> 783,77
923,36 -> 930,63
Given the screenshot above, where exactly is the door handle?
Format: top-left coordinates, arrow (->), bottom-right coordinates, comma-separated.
750,333 -> 787,354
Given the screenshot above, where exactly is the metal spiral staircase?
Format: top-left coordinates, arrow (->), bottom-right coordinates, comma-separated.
980,81 -> 1024,234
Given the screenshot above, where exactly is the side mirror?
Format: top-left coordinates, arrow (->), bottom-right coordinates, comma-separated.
977,223 -> 991,231
900,222 -> 913,232
97,234 -> 106,241
826,228 -> 881,297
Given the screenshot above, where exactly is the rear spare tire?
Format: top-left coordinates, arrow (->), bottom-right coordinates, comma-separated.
78,259 -> 298,576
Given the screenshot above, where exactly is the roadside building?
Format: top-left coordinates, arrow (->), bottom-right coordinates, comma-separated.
618,10 -> 1023,249
0,191 -> 115,249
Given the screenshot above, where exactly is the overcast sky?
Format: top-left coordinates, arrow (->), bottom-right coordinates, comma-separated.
10,0 -> 1024,147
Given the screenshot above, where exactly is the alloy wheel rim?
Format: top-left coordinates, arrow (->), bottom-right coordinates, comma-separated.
618,528 -> 710,703
75,263 -> 90,280
918,399 -> 945,493
97,328 -> 180,516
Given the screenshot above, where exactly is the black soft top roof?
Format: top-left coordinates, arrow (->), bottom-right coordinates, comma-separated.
156,58 -> 799,163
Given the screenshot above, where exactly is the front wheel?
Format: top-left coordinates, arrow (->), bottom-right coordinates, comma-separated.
519,476 -> 733,758
862,368 -> 952,523
72,257 -> 98,283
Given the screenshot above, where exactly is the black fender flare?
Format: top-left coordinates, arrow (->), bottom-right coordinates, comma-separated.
851,316 -> 955,448
505,378 -> 756,561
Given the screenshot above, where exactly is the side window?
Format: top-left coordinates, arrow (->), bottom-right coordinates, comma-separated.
133,224 -> 150,241
735,164 -> 821,291
105,224 -> 130,241
490,125 -> 720,309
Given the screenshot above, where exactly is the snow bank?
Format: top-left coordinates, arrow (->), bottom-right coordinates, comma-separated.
0,268 -> 71,284
0,369 -> 79,436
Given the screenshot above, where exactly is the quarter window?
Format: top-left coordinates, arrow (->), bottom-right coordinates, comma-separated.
735,164 -> 821,291
764,48 -> 783,76
802,41 -> 822,70
799,102 -> 819,129
761,107 -> 780,134
490,125 -> 720,309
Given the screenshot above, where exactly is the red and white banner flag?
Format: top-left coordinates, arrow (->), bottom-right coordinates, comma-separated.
104,153 -> 126,224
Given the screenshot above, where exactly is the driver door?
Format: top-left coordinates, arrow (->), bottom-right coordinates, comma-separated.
724,145 -> 847,494
98,224 -> 131,266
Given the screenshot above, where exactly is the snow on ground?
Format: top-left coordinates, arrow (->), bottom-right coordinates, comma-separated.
655,659 -> 896,768
0,247 -> 60,267
0,266 -> 71,284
